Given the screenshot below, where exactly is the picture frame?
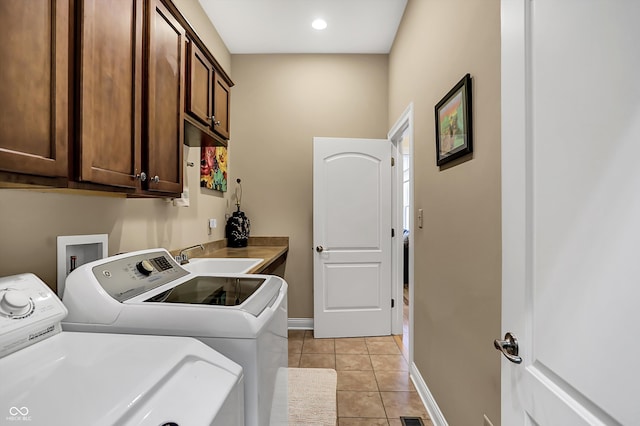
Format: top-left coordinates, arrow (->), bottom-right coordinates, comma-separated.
200,145 -> 228,192
435,73 -> 473,166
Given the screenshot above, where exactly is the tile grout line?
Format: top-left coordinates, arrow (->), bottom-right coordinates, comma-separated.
365,339 -> 393,422
292,331 -> 427,425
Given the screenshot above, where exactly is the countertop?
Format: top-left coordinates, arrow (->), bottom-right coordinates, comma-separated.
178,237 -> 289,274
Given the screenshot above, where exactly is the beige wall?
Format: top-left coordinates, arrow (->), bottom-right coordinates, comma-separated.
229,54 -> 389,318
172,0 -> 231,73
389,0 -> 502,425
0,0 -> 231,292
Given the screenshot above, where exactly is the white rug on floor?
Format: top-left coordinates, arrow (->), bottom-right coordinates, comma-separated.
270,367 -> 337,426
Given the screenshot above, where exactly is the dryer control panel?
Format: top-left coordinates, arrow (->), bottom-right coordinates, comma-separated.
92,251 -> 189,302
0,273 -> 67,358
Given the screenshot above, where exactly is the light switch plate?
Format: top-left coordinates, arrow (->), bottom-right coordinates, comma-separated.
483,414 -> 495,426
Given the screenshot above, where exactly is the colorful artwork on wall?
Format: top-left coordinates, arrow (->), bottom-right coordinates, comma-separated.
200,145 -> 227,192
435,73 -> 473,166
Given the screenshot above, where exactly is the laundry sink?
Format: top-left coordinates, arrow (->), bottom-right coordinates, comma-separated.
182,258 -> 264,274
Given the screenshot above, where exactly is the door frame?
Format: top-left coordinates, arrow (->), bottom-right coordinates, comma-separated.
501,0 -> 527,421
389,103 -> 414,363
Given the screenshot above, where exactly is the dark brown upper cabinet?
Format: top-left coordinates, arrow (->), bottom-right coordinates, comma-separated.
0,0 -> 69,185
76,0 -> 185,196
186,41 -> 231,141
186,42 -> 214,126
213,72 -> 231,140
145,0 -> 186,195
0,0 -> 221,195
76,0 -> 144,191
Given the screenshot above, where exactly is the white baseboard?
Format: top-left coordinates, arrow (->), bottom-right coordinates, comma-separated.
288,318 -> 314,330
410,362 -> 448,426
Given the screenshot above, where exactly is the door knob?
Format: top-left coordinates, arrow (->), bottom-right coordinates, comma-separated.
316,246 -> 324,253
494,332 -> 522,364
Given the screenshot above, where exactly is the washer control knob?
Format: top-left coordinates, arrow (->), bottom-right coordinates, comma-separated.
0,291 -> 31,316
136,260 -> 154,276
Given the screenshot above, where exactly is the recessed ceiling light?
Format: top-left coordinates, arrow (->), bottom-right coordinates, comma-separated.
312,18 -> 327,30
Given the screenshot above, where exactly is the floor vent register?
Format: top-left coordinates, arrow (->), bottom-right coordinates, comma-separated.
400,417 -> 425,426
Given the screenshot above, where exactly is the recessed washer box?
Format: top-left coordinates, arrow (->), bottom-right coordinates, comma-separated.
56,234 -> 108,297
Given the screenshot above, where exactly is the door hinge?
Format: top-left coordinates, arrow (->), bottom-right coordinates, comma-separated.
391,298 -> 395,308
391,228 -> 395,237
391,157 -> 395,167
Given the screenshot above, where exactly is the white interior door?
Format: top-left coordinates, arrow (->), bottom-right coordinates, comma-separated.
313,137 -> 392,338
501,0 -> 640,424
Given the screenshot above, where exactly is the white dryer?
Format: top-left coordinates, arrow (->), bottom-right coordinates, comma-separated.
0,273 -> 244,426
61,248 -> 289,426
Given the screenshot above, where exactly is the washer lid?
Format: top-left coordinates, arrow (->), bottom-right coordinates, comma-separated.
140,275 -> 281,317
0,332 -> 242,425
143,275 -> 266,306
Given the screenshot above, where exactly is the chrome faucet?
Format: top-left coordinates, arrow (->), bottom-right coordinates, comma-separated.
176,244 -> 204,265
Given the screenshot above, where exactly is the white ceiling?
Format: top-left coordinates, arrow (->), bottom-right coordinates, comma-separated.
198,0 -> 408,54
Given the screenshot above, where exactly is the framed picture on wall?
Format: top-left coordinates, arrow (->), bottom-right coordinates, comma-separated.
435,73 -> 473,166
200,145 -> 228,192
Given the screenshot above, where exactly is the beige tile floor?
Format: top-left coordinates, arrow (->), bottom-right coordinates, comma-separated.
288,319 -> 433,426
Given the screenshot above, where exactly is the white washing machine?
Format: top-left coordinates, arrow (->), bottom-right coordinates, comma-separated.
61,248 -> 289,426
0,273 -> 244,426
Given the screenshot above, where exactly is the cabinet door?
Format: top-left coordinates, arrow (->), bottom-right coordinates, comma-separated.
77,0 -> 143,189
213,72 -> 231,140
146,0 -> 186,194
0,0 -> 69,179
186,41 -> 213,127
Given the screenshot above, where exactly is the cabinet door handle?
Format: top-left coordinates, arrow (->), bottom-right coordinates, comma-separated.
134,172 -> 147,181
209,116 -> 221,127
150,175 -> 160,183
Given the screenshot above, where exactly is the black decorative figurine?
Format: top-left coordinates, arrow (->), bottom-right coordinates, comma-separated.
226,178 -> 250,247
